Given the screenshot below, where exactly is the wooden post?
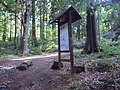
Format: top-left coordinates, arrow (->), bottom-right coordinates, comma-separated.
68,11 -> 74,74
58,20 -> 61,68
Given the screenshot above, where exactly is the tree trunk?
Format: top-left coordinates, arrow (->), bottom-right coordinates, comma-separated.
39,1 -> 44,48
97,8 -> 101,41
45,0 -> 47,39
39,1 -> 42,39
20,0 -> 25,50
83,5 -> 98,54
14,10 -> 17,49
9,13 -> 12,42
77,24 -> 80,40
42,0 -> 45,47
14,0 -> 19,49
22,0 -> 31,55
20,14 -> 23,50
3,13 -> 6,42
51,1 -> 56,42
32,0 -> 37,47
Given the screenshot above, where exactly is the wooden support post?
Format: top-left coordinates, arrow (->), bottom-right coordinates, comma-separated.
58,20 -> 61,68
68,11 -> 74,74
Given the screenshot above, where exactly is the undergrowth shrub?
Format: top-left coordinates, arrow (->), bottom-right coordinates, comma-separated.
96,39 -> 120,58
41,41 -> 58,53
0,42 -> 20,55
0,42 -> 14,48
29,47 -> 42,55
0,42 -> 22,59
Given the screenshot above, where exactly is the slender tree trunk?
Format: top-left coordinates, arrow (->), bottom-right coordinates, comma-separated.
14,0 -> 19,49
39,1 -> 42,38
32,0 -> 37,47
45,0 -> 47,39
97,8 -> 101,41
43,1 -> 45,32
3,13 -> 6,42
23,0 -> 31,55
39,1 -> 43,48
17,13 -> 21,49
9,13 -> 12,42
14,11 -> 17,49
20,0 -> 24,50
77,24 -> 80,40
42,0 -> 45,47
51,1 -> 56,42
39,0 -> 45,49
20,14 -> 23,50
9,27 -> 12,41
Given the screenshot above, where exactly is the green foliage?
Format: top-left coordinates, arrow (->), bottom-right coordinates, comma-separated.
0,0 -> 21,12
95,59 -> 112,64
0,0 -> 119,56
42,40 -> 58,53
29,47 -> 42,55
0,42 -> 22,60
96,39 -> 120,58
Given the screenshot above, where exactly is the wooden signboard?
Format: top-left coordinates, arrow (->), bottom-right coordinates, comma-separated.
50,6 -> 82,74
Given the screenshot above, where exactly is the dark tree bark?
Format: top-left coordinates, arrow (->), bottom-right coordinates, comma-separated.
14,0 -> 19,49
97,8 -> 101,41
32,0 -> 37,47
39,0 -> 45,49
83,5 -> 98,54
9,13 -> 12,42
14,9 -> 17,49
3,13 -> 7,42
51,1 -> 56,42
22,0 -> 31,55
42,0 -> 45,47
77,24 -> 80,40
45,0 -> 47,39
20,14 -> 23,50
43,1 -> 45,34
20,0 -> 24,50
39,1 -> 42,39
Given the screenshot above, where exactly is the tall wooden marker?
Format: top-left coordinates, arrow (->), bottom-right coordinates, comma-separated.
50,6 -> 82,74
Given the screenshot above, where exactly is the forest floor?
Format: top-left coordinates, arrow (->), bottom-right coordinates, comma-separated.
0,52 -> 120,90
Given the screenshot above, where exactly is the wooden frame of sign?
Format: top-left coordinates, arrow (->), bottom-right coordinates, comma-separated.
50,6 -> 82,74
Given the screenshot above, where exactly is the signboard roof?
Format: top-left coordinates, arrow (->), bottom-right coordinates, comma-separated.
50,6 -> 82,25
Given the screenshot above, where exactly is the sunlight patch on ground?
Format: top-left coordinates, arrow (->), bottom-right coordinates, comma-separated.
11,53 -> 58,61
0,65 -> 15,69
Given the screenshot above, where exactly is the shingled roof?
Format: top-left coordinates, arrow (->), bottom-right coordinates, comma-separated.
50,6 -> 82,25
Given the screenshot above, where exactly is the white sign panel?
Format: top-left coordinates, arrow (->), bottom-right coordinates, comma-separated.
60,23 -> 69,51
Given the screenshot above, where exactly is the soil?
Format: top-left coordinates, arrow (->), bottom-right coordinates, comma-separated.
0,52 -> 120,90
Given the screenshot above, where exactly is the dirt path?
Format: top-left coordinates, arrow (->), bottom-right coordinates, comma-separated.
0,53 -> 120,90
0,52 -> 71,90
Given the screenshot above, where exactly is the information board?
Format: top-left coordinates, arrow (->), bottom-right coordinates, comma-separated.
60,23 -> 69,51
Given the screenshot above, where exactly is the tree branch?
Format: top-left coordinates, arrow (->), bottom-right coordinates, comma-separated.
0,1 -> 15,13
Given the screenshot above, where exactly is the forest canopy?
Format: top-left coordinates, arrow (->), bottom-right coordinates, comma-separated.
0,0 -> 120,56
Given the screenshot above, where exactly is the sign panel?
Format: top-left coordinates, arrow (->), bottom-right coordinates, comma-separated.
60,23 -> 69,51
